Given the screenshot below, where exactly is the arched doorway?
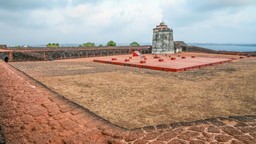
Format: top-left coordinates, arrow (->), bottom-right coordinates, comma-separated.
4,57 -> 9,62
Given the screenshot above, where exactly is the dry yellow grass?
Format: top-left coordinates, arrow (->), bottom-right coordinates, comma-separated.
11,55 -> 256,129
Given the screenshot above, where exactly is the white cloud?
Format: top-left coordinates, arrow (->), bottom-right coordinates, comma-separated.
0,0 -> 256,45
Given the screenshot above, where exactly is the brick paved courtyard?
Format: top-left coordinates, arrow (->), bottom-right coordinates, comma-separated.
0,55 -> 256,143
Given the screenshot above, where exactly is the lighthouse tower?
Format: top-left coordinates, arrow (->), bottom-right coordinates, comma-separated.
152,22 -> 174,54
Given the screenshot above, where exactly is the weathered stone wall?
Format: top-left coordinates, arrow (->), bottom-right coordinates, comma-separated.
0,52 -> 9,62
0,46 -> 151,62
0,45 -> 7,48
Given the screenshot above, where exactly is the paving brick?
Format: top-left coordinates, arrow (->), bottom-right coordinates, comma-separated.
5,117 -> 24,127
148,141 -> 166,144
1,110 -> 17,119
250,132 -> 256,139
58,118 -> 80,130
70,109 -> 84,115
20,114 -> 35,124
248,122 -> 256,127
237,127 -> 256,133
188,125 -> 206,132
156,124 -> 170,130
157,129 -> 184,141
27,130 -> 55,144
48,108 -> 61,116
170,123 -> 182,129
231,140 -> 243,144
222,126 -> 244,136
234,122 -> 249,127
107,138 -> 125,144
142,126 -> 156,133
48,119 -> 61,130
168,139 -> 187,144
229,116 -> 255,122
234,135 -> 256,144
25,105 -> 47,117
207,126 -> 220,133
134,139 -> 149,144
179,121 -> 194,126
102,128 -> 128,140
205,118 -> 225,126
189,140 -> 206,144
192,120 -> 209,125
143,132 -> 161,140
52,113 -> 67,120
197,132 -> 214,142
215,135 -> 233,142
178,131 -> 200,141
35,116 -> 48,124
125,130 -> 144,142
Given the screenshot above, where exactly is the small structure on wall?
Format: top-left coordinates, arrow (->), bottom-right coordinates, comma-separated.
0,44 -> 7,49
152,22 -> 175,54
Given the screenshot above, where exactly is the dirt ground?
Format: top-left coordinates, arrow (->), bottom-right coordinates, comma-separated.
11,53 -> 256,129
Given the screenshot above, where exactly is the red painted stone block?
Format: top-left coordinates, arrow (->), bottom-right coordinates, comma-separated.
140,60 -> 146,64
181,56 -> 186,59
133,51 -> 141,57
191,56 -> 196,58
159,59 -> 164,62
125,59 -> 130,62
154,55 -> 159,59
112,58 -> 117,60
171,57 -> 176,60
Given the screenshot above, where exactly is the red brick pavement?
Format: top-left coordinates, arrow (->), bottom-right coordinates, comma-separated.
0,61 -> 256,144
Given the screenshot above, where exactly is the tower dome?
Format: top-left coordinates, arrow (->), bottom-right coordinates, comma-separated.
160,21 -> 166,26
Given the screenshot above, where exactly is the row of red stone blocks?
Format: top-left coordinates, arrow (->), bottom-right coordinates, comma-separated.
93,59 -> 180,72
93,59 -> 233,72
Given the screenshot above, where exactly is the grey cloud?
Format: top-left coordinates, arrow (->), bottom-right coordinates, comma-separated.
163,0 -> 256,28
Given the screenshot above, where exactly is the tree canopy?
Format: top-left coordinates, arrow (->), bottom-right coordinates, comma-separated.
80,42 -> 95,47
130,41 -> 140,47
46,43 -> 59,48
106,40 -> 116,46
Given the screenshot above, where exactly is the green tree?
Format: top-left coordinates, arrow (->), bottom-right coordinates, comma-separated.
130,41 -> 140,47
98,44 -> 103,47
80,42 -> 95,47
106,40 -> 116,46
46,43 -> 59,48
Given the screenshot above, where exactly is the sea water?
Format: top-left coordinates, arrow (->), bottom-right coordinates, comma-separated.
189,43 -> 256,52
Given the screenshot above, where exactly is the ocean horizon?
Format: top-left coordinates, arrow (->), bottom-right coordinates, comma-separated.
188,43 -> 256,52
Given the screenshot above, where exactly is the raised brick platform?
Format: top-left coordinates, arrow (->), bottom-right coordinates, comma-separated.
93,54 -> 233,72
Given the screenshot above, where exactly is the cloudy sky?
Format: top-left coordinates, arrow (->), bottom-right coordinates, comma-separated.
0,0 -> 255,46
